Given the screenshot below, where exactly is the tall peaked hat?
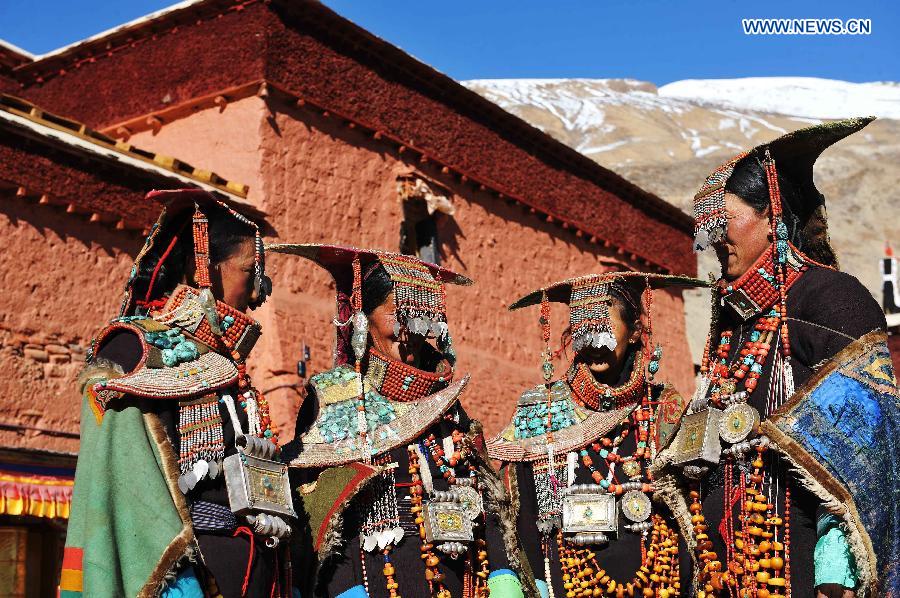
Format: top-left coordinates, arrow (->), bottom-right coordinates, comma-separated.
693,116 -> 875,267
266,243 -> 472,366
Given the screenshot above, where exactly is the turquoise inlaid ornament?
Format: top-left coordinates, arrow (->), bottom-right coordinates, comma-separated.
146,328 -> 200,367
513,399 -> 577,439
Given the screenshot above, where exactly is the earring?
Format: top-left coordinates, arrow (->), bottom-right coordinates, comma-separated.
647,344 -> 662,381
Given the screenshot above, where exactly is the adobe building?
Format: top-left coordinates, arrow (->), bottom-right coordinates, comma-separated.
0,0 -> 696,589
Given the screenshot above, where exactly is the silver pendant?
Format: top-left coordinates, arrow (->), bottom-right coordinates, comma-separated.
719,403 -> 760,444
671,408 -> 724,466
562,492 -> 617,534
192,459 -> 209,481
621,490 -> 652,523
455,486 -> 483,521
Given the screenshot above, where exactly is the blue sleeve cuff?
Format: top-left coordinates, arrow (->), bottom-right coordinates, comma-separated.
535,578 -> 550,598
161,568 -> 204,598
336,585 -> 369,598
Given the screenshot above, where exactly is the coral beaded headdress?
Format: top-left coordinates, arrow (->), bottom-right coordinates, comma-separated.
119,189 -> 271,326
265,243 -> 472,368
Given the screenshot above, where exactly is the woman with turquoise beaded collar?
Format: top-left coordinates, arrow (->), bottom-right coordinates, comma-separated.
62,189 -> 286,597
270,244 -> 530,598
488,271 -> 706,598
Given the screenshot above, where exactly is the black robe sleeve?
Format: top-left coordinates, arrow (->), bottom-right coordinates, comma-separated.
788,267 -> 887,372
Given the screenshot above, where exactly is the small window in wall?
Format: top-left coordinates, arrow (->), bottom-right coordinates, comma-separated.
0,521 -> 65,598
397,175 -> 455,265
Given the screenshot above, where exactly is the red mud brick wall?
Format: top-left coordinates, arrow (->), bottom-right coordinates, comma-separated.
0,198 -> 141,452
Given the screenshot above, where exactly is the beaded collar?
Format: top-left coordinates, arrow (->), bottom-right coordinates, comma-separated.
566,349 -> 646,411
717,243 -> 808,321
364,346 -> 453,403
153,285 -> 262,361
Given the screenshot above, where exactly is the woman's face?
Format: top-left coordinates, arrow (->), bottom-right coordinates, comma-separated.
576,301 -> 640,384
210,238 -> 258,312
367,291 -> 429,365
715,192 -> 772,281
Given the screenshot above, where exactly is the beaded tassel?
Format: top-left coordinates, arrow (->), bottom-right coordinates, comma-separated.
176,396 -> 225,493
408,445 -> 450,598
764,149 -> 794,372
347,254 -> 373,461
540,292 -> 562,496
192,204 -> 223,336
360,464 -> 403,552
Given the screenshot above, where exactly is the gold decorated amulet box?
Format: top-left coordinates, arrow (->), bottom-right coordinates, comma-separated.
671,408 -> 723,466
423,501 -> 474,544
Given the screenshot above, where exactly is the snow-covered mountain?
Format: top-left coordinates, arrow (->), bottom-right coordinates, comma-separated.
659,78 -> 900,120
463,77 -> 900,359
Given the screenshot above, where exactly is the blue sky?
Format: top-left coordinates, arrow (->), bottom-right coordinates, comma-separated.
1,0 -> 897,84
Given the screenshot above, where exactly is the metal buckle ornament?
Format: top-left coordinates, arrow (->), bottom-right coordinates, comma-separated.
722,288 -> 761,321
562,492 -> 617,534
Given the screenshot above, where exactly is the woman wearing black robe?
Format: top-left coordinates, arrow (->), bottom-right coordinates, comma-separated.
656,118 -> 893,597
272,245 -> 528,598
489,271 -> 705,598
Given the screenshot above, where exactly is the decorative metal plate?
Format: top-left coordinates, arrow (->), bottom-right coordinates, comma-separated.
224,453 -> 296,519
719,403 -> 760,444
562,493 -> 617,534
423,501 -> 473,543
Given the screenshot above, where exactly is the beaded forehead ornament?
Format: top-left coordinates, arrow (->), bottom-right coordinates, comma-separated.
568,275 -> 617,353
692,152 -> 748,251
266,243 -> 472,366
120,189 -> 271,324
377,253 -> 450,338
510,271 -> 707,383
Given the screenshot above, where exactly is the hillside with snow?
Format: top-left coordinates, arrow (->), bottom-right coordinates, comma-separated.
463,77 -> 900,358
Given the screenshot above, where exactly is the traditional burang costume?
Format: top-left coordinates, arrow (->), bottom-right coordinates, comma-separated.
269,244 -> 528,598
488,271 -> 706,598
61,190 -> 295,597
654,118 -> 899,597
